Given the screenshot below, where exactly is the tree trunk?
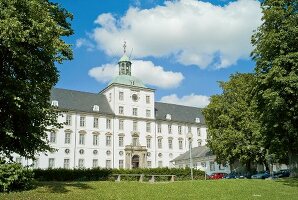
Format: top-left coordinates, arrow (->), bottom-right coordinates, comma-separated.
288,151 -> 298,177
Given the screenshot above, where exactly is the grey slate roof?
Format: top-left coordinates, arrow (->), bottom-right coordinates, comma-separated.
171,146 -> 213,162
155,102 -> 205,124
50,88 -> 114,115
50,88 -> 206,124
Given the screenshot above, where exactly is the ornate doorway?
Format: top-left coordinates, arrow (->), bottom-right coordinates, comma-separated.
132,155 -> 140,168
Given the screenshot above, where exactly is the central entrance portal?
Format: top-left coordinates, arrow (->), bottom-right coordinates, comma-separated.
132,155 -> 140,168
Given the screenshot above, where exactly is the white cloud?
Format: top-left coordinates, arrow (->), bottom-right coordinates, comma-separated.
91,0 -> 262,69
160,93 -> 210,107
76,38 -> 95,51
88,60 -> 184,89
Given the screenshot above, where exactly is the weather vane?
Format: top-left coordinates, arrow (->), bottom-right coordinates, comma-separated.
123,41 -> 127,54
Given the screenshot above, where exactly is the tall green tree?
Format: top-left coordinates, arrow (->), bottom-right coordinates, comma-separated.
0,0 -> 73,159
203,73 -> 264,173
251,0 -> 298,175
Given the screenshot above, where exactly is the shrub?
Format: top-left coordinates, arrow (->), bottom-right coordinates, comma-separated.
0,163 -> 34,192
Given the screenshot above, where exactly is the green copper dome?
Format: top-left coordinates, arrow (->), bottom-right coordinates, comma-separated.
119,54 -> 130,62
109,75 -> 147,88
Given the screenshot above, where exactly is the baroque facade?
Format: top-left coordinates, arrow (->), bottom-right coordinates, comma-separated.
15,52 -> 208,169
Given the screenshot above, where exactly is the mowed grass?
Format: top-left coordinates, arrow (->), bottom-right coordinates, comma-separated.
1,178 -> 297,200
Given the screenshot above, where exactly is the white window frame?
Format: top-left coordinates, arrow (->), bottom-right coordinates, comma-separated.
119,120 -> 124,130
65,132 -> 71,144
132,108 -> 138,116
79,133 -> 85,145
106,135 -> 111,146
93,117 -> 99,128
50,132 -> 56,143
93,134 -> 99,146
119,91 -> 124,101
146,138 -> 151,148
106,119 -> 111,129
119,136 -> 124,147
158,138 -> 162,149
146,122 -> 151,133
80,116 -> 85,127
65,114 -> 71,125
48,158 -> 55,168
64,159 -> 70,169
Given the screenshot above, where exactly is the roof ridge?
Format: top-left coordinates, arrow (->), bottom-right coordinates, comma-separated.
53,88 -> 101,95
155,101 -> 203,109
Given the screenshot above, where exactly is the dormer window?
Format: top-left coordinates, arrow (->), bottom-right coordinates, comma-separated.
195,118 -> 200,123
93,105 -> 99,112
165,114 -> 171,120
51,100 -> 58,107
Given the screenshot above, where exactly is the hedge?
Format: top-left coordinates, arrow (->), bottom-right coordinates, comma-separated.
33,167 -> 205,182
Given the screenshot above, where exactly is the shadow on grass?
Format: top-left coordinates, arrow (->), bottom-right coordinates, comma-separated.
275,178 -> 298,188
37,182 -> 94,193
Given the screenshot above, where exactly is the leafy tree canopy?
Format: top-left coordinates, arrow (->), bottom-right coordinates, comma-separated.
203,73 -> 264,172
251,0 -> 298,171
0,0 -> 73,159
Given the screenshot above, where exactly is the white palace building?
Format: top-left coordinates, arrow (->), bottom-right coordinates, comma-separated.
14,50 -> 215,170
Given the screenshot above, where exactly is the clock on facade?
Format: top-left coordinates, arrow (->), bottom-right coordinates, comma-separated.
132,94 -> 138,102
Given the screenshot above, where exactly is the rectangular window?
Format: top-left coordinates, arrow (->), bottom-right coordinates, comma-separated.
146,122 -> 151,133
50,132 -> 56,143
106,135 -> 111,146
146,138 -> 151,148
119,120 -> 124,130
33,158 -> 39,169
106,119 -> 111,129
132,108 -> 138,116
93,134 -> 99,146
146,109 -> 151,117
133,121 -> 138,131
65,132 -> 71,144
48,158 -> 55,168
132,137 -> 138,146
178,126 -> 182,134
168,139 -> 173,149
106,160 -> 111,168
80,116 -> 85,127
158,161 -> 163,168
197,127 -> 201,136
93,117 -> 99,128
147,161 -> 152,168
78,159 -> 84,168
157,124 -> 161,133
146,95 -> 150,104
119,160 -> 124,169
93,159 -> 98,168
119,106 -> 124,115
200,162 -> 206,168
119,136 -> 124,147
119,91 -> 124,101
210,161 -> 215,171
188,126 -> 191,133
65,114 -> 71,125
79,134 -> 85,145
64,159 -> 70,169
179,140 -> 183,150
158,138 -> 162,149
168,124 -> 172,134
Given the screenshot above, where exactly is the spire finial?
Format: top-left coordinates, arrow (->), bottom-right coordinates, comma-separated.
123,41 -> 127,54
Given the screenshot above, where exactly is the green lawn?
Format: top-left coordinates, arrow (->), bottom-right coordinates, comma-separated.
1,178 -> 297,200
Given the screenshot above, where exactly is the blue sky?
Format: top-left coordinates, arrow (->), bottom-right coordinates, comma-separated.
53,0 -> 262,107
